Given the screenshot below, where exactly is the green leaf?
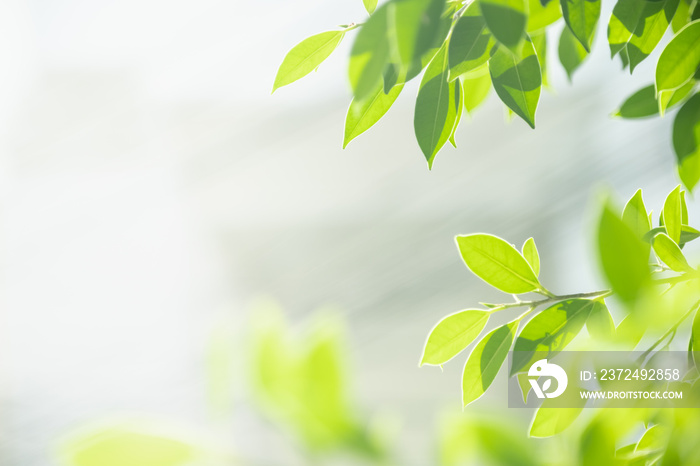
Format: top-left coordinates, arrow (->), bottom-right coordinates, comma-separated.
608,0 -> 680,73
414,44 -> 460,167
672,0 -> 692,32
344,83 -> 403,148
653,232 -> 694,271
613,81 -> 695,119
674,92 -> 700,192
530,404 -> 584,437
489,39 -> 542,128
517,372 -> 532,403
656,20 -> 700,102
622,189 -> 652,240
463,67 -> 492,113
393,0 -> 448,67
530,30 -> 549,87
636,425 -> 668,453
349,4 -> 392,101
511,299 -> 598,374
560,0 -> 601,52
273,31 -> 345,92
597,200 -> 651,303
420,309 -> 490,366
587,300 -> 615,340
558,25 -> 589,81
363,0 -> 378,14
616,314 -> 646,348
527,0 -> 563,32
456,233 -> 541,294
522,237 -> 540,276
448,3 -> 494,79
644,225 -> 700,246
662,185 -> 682,243
462,320 -> 517,406
480,0 -> 528,50
449,78 -> 464,147
692,306 -> 700,370
681,190 -> 689,223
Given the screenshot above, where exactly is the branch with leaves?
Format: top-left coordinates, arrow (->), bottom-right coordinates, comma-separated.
273,0 -> 700,186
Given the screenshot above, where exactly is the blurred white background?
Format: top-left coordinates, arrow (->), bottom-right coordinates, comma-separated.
0,0 -> 685,464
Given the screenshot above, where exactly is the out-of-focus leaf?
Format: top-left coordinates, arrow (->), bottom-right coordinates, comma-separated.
64,426 -> 197,466
463,67 -> 492,113
448,4 -> 494,79
393,0 -> 447,67
273,31 -> 345,92
363,0 -> 378,14
528,0 -> 563,32
662,185 -> 683,243
349,4 -> 392,101
517,372 -> 532,403
653,232 -> 694,271
511,299 -> 598,374
613,81 -> 695,118
656,21 -> 700,104
587,300 -> 615,340
672,0 -> 692,32
449,78 -> 464,147
344,84 -> 403,148
560,0 -> 601,51
645,225 -> 700,246
456,233 -> 541,294
674,93 -> 700,192
414,44 -> 460,167
608,0 -> 679,73
681,190 -> 689,223
580,418 -> 618,465
597,200 -> 651,303
490,39 -> 542,128
558,25 -> 589,81
462,321 -> 517,405
522,237 -> 540,276
692,307 -> 700,370
530,404 -> 583,437
616,314 -> 646,349
480,0 -> 527,50
622,189 -> 652,241
530,30 -> 549,87
636,425 -> 669,454
420,309 -> 490,366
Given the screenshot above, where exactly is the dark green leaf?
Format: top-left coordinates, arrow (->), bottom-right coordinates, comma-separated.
456,233 -> 541,294
674,92 -> 700,192
344,84 -> 404,148
560,0 -> 601,51
273,31 -> 345,92
462,321 -> 517,406
558,25 -> 589,80
480,0 -> 528,50
393,0 -> 448,67
421,309 -> 490,366
511,299 -> 599,374
448,3 -> 494,79
489,39 -> 542,128
656,20 -> 700,102
349,4 -> 392,101
414,44 -> 460,167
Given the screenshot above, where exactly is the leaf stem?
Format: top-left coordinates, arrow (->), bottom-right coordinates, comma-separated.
637,299 -> 700,364
488,289 -> 611,312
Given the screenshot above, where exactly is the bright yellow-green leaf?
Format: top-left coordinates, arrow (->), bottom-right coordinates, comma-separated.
363,0 -> 378,14
692,307 -> 700,370
674,93 -> 700,192
558,25 -> 588,81
415,44 -> 460,167
530,404 -> 583,437
622,189 -> 651,240
421,309 -> 490,366
597,200 -> 651,303
616,313 -> 646,349
344,83 -> 403,148
480,0 -> 527,50
613,81 -> 695,119
636,425 -> 669,453
656,20 -> 700,101
653,232 -> 694,271
449,78 -> 464,147
527,0 -> 563,32
511,299 -> 598,374
530,30 -> 549,87
672,0 -> 692,32
463,67 -> 492,113
586,300 -> 615,340
663,185 -> 683,242
560,0 -> 601,52
522,237 -> 540,276
608,0 -> 680,73
349,4 -> 392,101
448,3 -> 494,79
462,320 -> 517,405
489,39 -> 542,128
456,233 -> 541,293
273,31 -> 345,92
